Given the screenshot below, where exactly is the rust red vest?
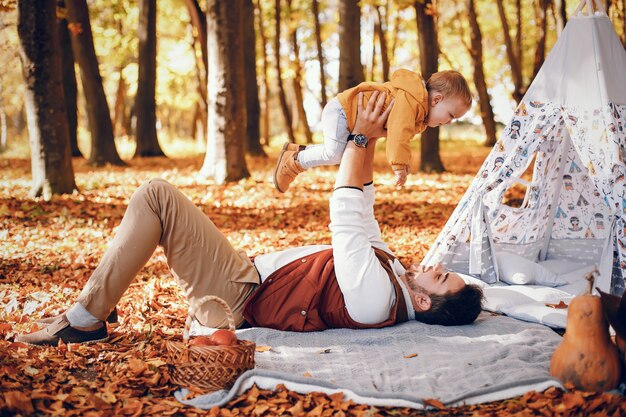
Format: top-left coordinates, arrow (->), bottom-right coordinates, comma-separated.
243,248 -> 409,332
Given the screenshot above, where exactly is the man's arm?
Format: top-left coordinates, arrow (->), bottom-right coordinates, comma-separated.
354,92 -> 394,252
330,92 -> 396,324
333,142 -> 366,190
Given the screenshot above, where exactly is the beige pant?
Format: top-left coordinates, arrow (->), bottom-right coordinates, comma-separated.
77,179 -> 260,328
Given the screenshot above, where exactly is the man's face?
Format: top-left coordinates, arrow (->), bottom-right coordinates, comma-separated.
404,263 -> 466,297
426,94 -> 470,128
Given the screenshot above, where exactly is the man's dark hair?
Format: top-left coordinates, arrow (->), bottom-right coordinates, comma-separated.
413,284 -> 484,326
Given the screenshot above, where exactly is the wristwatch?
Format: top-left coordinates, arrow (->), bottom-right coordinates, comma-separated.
347,133 -> 368,148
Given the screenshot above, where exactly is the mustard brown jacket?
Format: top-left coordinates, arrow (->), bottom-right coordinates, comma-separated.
336,69 -> 429,172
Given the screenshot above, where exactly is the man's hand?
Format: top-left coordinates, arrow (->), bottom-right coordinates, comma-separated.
352,91 -> 394,140
334,91 -> 394,190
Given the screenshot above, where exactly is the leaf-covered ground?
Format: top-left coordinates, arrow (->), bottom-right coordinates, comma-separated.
1,142 -> 625,416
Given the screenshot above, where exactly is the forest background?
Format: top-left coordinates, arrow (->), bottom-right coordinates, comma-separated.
1,0 -> 626,416
0,0 -> 624,197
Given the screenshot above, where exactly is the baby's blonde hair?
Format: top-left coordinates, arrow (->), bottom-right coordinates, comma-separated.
426,71 -> 472,106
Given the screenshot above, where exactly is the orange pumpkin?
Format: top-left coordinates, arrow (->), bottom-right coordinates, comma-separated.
550,272 -> 622,391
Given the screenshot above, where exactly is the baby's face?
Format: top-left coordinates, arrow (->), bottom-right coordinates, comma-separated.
426,94 -> 470,128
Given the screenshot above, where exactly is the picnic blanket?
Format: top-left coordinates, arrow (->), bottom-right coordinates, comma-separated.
176,312 -> 562,410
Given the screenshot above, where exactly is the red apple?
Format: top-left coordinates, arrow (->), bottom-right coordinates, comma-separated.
189,336 -> 216,346
209,329 -> 238,346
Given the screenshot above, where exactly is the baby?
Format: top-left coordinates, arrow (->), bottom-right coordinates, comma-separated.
273,69 -> 472,192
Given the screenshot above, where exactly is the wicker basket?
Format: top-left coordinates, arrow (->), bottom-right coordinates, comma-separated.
165,296 -> 255,392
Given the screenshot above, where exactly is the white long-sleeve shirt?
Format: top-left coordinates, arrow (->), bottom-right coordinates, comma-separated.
253,184 -> 414,324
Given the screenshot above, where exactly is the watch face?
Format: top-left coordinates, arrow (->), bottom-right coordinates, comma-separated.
353,134 -> 367,148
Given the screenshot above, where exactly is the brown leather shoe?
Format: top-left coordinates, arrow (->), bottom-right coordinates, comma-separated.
284,142 -> 306,152
273,142 -> 306,193
36,308 -> 119,328
15,315 -> 109,346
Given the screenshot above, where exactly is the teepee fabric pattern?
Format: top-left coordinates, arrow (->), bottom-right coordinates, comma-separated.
423,10 -> 626,295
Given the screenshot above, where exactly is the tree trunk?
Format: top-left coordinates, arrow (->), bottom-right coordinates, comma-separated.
370,17 -> 377,80
274,0 -> 296,143
17,0 -> 77,199
291,67 -> 313,144
616,0 -> 626,48
14,106 -> 26,134
415,0 -> 444,173
288,0 -> 313,144
243,0 -> 265,156
622,0 -> 626,48
0,9 -> 9,152
338,0 -> 364,91
554,0 -> 567,35
0,82 -> 6,153
374,5 -> 390,81
66,0 -> 123,166
182,0 -> 208,77
189,41 -> 208,144
312,0 -> 328,108
200,0 -> 250,183
466,0 -> 497,147
183,0 -> 208,137
532,0 -> 550,81
192,102 -> 206,145
515,0 -> 522,74
496,0 -> 525,103
255,0 -> 270,146
0,110 -> 6,153
57,0 -> 81,158
112,70 -> 128,136
390,8 -> 400,66
134,0 -> 164,157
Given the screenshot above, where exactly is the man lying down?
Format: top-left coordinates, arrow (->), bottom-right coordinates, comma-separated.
16,93 -> 483,347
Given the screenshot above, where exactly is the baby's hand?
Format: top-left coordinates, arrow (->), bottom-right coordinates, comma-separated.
394,167 -> 409,186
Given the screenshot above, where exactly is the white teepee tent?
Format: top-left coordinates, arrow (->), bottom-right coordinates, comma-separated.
423,0 -> 626,295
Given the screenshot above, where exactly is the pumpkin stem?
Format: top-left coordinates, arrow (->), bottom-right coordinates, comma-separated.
585,267 -> 598,295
